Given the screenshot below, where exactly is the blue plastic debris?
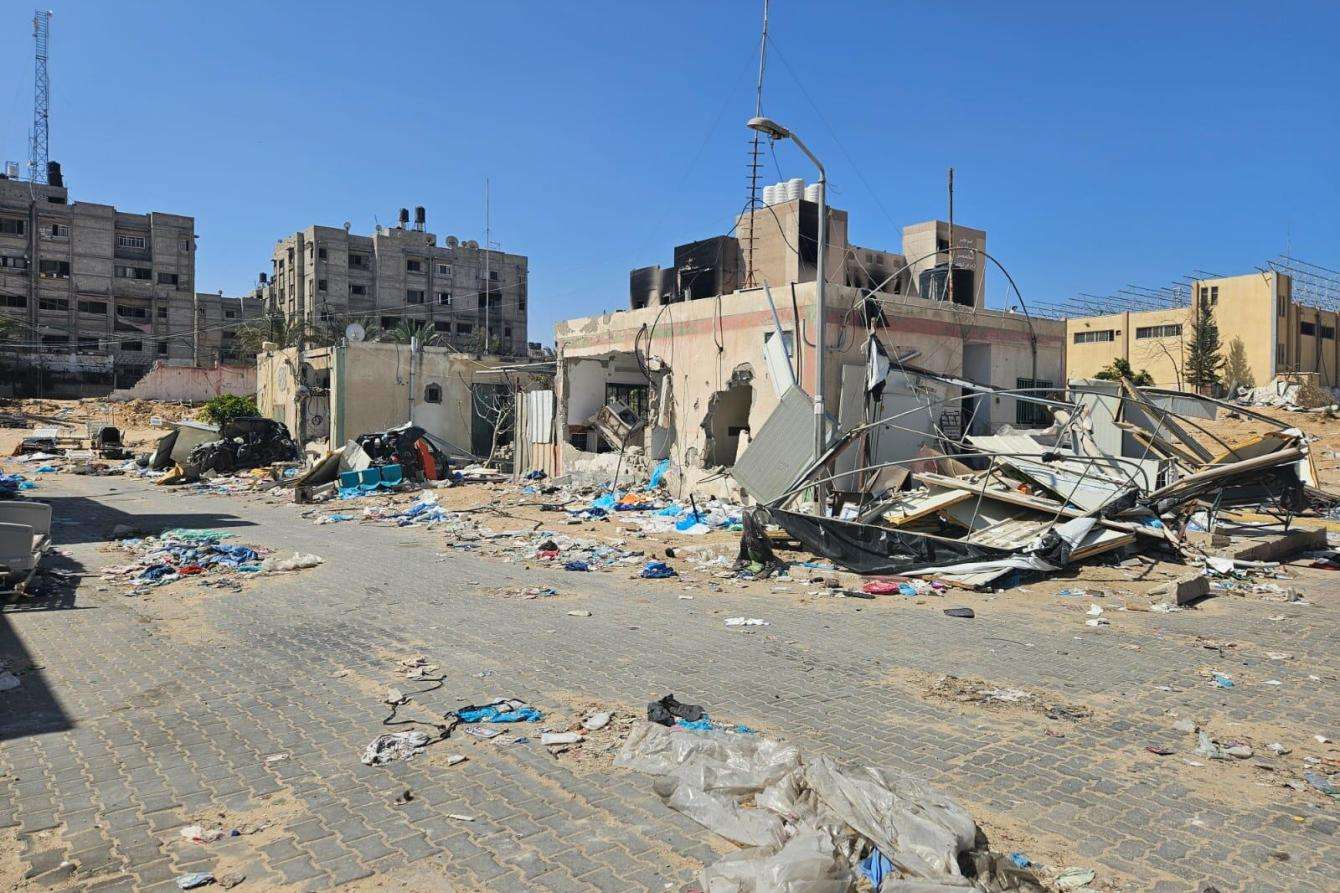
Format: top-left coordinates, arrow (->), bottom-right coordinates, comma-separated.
456,701 -> 543,724
640,561 -> 677,579
35,465 -> 57,473
646,458 -> 670,489
1212,673 -> 1235,689
564,560 -> 590,572
1009,852 -> 1032,869
858,850 -> 895,885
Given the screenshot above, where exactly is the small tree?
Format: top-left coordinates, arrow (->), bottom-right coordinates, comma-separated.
1224,336 -> 1255,391
1185,300 -> 1225,391
1094,357 -> 1154,386
0,315 -> 17,341
201,394 -> 259,426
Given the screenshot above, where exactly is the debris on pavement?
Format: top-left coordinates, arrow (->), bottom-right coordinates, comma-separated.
361,730 -> 432,766
615,721 -> 1045,891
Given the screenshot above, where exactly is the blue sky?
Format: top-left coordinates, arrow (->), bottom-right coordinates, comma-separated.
1,1 -> 1336,342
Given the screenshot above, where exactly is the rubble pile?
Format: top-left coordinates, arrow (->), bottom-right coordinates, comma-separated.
100,528 -> 321,592
754,367 -> 1340,589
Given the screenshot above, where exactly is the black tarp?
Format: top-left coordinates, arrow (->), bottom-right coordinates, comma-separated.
770,508 -> 1012,575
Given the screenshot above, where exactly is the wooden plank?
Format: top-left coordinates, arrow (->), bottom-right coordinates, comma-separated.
877,488 -> 973,528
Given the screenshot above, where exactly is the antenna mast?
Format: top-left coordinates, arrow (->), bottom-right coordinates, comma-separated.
30,9 -> 52,184
743,0 -> 769,287
483,178 -> 491,352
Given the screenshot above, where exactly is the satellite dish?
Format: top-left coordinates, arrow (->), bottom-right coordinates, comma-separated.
345,322 -> 366,342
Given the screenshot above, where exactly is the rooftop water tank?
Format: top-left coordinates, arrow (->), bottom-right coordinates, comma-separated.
803,183 -> 821,203
785,178 -> 804,201
762,184 -> 777,205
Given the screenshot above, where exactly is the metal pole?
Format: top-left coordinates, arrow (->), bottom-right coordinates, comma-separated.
814,169 -> 827,467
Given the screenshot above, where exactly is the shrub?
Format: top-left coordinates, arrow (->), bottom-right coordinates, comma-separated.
201,394 -> 259,427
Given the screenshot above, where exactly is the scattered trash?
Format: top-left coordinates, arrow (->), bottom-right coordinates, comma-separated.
446,813 -> 476,822
724,616 -> 768,627
259,552 -> 323,573
1055,867 -> 1097,890
640,561 -> 677,579
361,731 -> 431,765
944,607 -> 975,619
583,711 -> 612,731
176,873 -> 215,890
647,694 -> 705,726
541,731 -> 583,746
566,610 -> 592,617
456,699 -> 543,724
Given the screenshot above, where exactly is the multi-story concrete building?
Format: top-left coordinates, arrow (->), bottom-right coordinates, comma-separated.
0,173 -> 258,394
263,210 -> 529,357
1065,271 -> 1313,390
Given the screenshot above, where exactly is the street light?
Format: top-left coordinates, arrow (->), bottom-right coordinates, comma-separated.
747,116 -> 829,477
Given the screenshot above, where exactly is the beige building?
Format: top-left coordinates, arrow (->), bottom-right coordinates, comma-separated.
553,279 -> 1064,495
1065,271 -> 1321,390
0,173 -> 258,395
263,211 -> 529,357
256,340 -> 546,456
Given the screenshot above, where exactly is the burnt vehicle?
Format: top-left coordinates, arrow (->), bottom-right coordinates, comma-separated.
354,422 -> 452,481
186,416 -> 299,474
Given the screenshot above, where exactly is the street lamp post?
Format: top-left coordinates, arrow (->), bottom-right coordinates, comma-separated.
747,116 -> 828,477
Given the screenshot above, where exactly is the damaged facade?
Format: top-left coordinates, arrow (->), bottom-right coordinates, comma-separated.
255,340 -> 547,459
554,284 -> 1063,494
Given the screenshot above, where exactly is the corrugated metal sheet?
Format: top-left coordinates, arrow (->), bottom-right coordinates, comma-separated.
733,386 -> 817,504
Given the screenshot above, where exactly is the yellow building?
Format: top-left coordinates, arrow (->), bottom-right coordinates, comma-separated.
1065,271 -> 1340,390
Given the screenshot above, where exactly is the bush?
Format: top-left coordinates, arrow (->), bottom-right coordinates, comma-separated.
201,394 -> 259,427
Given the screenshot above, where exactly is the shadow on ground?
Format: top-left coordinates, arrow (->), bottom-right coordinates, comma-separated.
37,493 -> 255,545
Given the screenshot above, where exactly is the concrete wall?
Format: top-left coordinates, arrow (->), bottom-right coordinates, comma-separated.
108,361 -> 254,403
555,281 -> 1064,480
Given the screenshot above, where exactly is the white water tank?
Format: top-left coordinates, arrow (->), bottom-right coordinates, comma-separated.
762,184 -> 777,205
785,178 -> 804,201
804,183 -> 821,203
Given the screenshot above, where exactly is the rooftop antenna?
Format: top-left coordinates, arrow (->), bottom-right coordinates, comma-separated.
742,0 -> 769,287
946,167 -> 954,305
30,10 -> 52,184
483,177 -> 492,352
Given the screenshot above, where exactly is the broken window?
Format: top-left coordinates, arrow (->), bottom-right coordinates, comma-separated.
424,383 -> 442,403
1015,378 -> 1055,427
606,382 -> 649,420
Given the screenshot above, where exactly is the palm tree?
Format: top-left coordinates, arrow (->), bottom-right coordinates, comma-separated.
380,319 -> 441,347
0,315 -> 18,342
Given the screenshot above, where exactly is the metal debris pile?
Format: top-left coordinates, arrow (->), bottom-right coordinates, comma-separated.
750,365 -> 1340,588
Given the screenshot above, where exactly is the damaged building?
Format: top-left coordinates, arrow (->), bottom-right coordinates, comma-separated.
256,340 -> 549,460
544,196 -> 1063,497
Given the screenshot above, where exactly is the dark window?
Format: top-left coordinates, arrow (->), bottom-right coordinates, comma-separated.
434,320 -> 452,332
158,342 -> 168,355
436,263 -> 451,275
407,289 -> 425,304
0,294 -> 26,308
76,337 -> 99,353
456,322 -> 473,334
488,270 -> 499,281
120,340 -> 143,352
39,297 -> 68,311
41,334 -> 69,345
46,223 -> 69,238
1278,295 -> 1288,317
318,248 -> 327,260
406,259 -> 422,273
503,326 -> 512,338
436,291 -> 452,306
381,316 -> 396,330
39,259 -> 70,277
1323,325 -> 1336,340
116,305 -> 148,320
1073,329 -> 1115,344
0,255 -> 28,269
606,382 -> 650,419
1301,321 -> 1316,336
158,272 -> 179,286
225,309 -> 237,319
114,265 -> 151,280
424,383 -> 442,403
1135,324 -> 1182,339
1210,285 -> 1219,305
351,284 -> 367,296
349,253 -> 368,269
317,279 -> 328,292
78,300 -> 107,314
1016,378 -> 1055,427
0,218 -> 25,235
157,306 -> 168,318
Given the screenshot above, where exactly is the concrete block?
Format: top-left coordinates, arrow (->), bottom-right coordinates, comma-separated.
1149,575 -> 1210,606
1228,526 -> 1327,562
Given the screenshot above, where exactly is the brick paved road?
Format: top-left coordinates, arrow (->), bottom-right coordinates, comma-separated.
1,475 -> 1336,891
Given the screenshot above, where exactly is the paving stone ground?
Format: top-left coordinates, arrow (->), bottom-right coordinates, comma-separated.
1,475 -> 1336,891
